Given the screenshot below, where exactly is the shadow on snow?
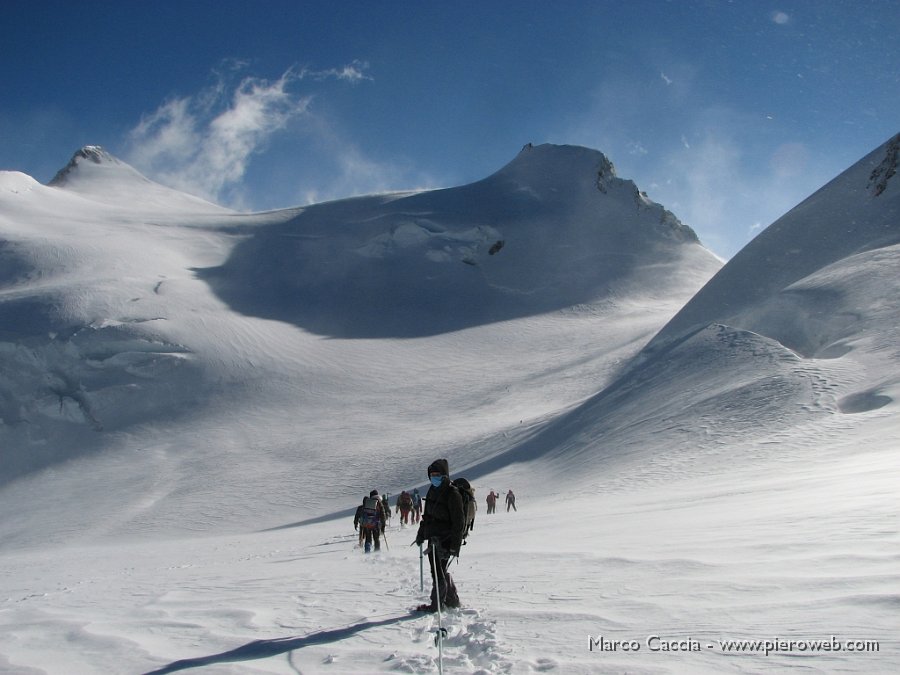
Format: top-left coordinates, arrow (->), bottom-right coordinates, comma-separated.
143,613 -> 421,674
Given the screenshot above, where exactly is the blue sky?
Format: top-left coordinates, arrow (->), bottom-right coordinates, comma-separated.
2,1 -> 898,258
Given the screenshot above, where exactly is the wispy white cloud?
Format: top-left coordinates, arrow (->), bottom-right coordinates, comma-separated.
303,60 -> 372,83
125,61 -> 373,208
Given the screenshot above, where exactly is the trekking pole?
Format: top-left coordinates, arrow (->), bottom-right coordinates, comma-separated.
419,543 -> 424,592
430,539 -> 447,674
382,527 -> 390,551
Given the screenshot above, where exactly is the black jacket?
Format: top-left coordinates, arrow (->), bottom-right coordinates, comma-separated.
416,476 -> 464,553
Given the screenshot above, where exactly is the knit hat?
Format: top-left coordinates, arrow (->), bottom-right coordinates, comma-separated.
427,458 -> 449,477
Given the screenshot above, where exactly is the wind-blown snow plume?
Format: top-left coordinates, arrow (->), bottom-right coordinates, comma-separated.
126,62 -> 371,207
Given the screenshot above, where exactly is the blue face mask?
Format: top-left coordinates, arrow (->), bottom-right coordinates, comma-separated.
430,475 -> 443,488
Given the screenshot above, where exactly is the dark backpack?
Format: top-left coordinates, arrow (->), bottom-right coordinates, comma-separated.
360,496 -> 380,529
452,478 -> 476,539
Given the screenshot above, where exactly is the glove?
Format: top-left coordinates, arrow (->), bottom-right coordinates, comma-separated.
415,532 -> 425,546
354,524 -> 358,531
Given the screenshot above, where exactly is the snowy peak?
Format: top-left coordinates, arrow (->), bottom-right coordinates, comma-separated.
53,145 -> 122,172
47,145 -> 229,213
497,142 -> 617,187
48,145 -> 149,188
490,143 -> 699,244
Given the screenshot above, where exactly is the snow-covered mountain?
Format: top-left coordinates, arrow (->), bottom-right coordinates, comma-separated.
643,132 -> 900,362
481,132 -> 900,487
201,143 -> 705,338
1,137 -> 897,674
47,145 -> 231,213
0,142 -> 719,536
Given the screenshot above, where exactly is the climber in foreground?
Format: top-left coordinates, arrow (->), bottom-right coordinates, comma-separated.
414,458 -> 465,612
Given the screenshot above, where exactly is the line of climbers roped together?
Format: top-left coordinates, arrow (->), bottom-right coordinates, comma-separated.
351,458 -> 520,613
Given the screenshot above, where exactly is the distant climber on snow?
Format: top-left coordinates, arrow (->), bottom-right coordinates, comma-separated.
486,490 -> 498,514
412,488 -> 423,523
396,490 -> 414,526
380,493 -> 391,533
354,490 -> 388,553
